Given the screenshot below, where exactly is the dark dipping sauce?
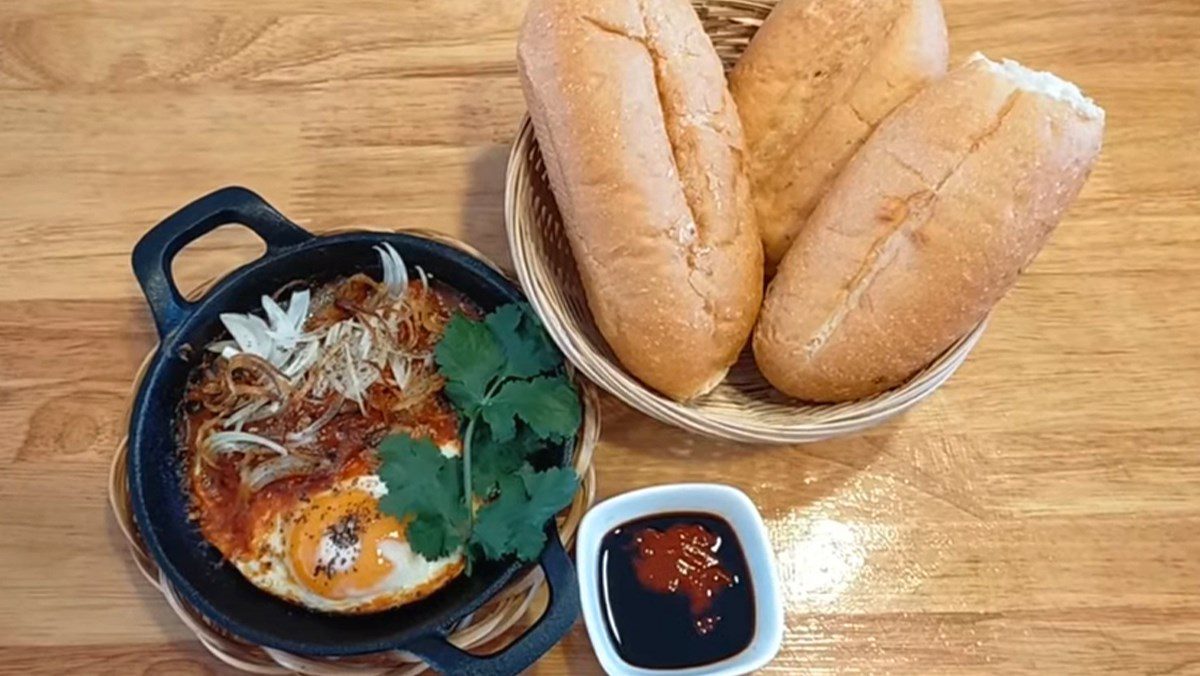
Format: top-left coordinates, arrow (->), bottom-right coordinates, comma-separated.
598,512 -> 755,670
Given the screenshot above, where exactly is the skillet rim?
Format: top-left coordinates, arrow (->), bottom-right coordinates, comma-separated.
127,229 -> 573,657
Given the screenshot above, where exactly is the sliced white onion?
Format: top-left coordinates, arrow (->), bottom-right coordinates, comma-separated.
374,245 -> 395,292
285,289 -> 310,330
245,456 -> 315,492
251,402 -> 281,424
207,431 -> 289,456
224,400 -> 267,430
390,355 -> 410,389
416,265 -> 430,293
218,289 -> 314,372
324,322 -> 344,347
280,340 -> 321,380
357,325 -> 372,358
220,313 -> 272,359
266,290 -> 311,350
261,295 -> 289,332
375,243 -> 408,299
286,398 -> 343,446
207,339 -> 237,355
342,348 -> 363,403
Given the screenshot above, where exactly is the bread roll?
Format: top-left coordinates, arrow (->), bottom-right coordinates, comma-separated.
518,0 -> 763,401
730,0 -> 949,269
754,54 -> 1105,402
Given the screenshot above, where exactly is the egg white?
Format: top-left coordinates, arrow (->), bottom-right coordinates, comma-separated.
235,458 -> 464,613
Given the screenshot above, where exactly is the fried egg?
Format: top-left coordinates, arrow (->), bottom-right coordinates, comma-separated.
235,469 -> 464,614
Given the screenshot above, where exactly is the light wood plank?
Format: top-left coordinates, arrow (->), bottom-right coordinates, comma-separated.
0,0 -> 1198,672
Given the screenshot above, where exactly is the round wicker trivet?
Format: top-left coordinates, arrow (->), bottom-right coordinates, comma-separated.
109,227 -> 601,674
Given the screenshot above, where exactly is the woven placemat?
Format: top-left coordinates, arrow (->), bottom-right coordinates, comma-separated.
109,227 -> 601,674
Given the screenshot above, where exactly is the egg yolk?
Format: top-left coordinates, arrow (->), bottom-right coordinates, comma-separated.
287,488 -> 406,599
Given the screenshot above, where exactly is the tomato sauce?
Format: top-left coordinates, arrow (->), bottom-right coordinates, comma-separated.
180,278 -> 474,560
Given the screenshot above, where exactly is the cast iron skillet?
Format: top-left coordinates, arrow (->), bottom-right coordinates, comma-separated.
128,187 -> 579,672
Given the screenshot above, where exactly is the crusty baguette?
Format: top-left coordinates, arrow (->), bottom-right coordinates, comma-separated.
730,0 -> 949,269
518,0 -> 763,401
754,54 -> 1105,402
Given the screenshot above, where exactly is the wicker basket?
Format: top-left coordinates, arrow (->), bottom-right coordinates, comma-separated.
504,0 -> 989,444
110,228 -> 602,674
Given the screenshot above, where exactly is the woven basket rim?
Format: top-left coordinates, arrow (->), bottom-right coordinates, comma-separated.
110,225 -> 602,674
505,110 -> 988,444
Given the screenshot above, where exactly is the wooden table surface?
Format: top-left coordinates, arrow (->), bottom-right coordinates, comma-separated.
2,0 -> 1198,673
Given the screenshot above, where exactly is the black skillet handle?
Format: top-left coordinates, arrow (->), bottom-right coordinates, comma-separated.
407,530 -> 581,676
131,186 -> 314,338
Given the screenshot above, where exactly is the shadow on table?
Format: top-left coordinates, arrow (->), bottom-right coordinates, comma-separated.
459,144 -> 516,273
591,394 -> 897,512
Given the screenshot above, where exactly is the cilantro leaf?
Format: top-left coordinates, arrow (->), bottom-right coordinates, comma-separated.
507,524 -> 550,561
470,475 -> 528,560
435,313 -> 504,409
480,399 -> 517,442
443,379 -> 478,415
469,466 -> 578,561
377,435 -> 464,519
469,502 -> 508,557
471,423 -> 541,498
380,303 -> 582,570
377,434 -> 467,551
517,464 -> 579,524
406,513 -> 463,559
482,375 -> 582,442
485,304 -> 561,379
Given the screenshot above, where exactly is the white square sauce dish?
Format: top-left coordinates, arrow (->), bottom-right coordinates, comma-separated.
576,484 -> 784,675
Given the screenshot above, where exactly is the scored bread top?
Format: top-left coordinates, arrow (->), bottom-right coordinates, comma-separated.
518,0 -> 762,401
753,55 -> 1105,402
731,0 -> 949,268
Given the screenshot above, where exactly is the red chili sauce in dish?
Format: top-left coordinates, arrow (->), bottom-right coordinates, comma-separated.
598,513 -> 755,669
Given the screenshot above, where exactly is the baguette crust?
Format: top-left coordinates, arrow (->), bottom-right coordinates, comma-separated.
754,56 -> 1105,402
518,0 -> 763,401
731,0 -> 949,269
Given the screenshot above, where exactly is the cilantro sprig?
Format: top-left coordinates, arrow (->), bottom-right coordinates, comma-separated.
377,303 -> 581,569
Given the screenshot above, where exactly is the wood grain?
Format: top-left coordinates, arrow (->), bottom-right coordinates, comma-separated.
1,0 -> 1198,673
